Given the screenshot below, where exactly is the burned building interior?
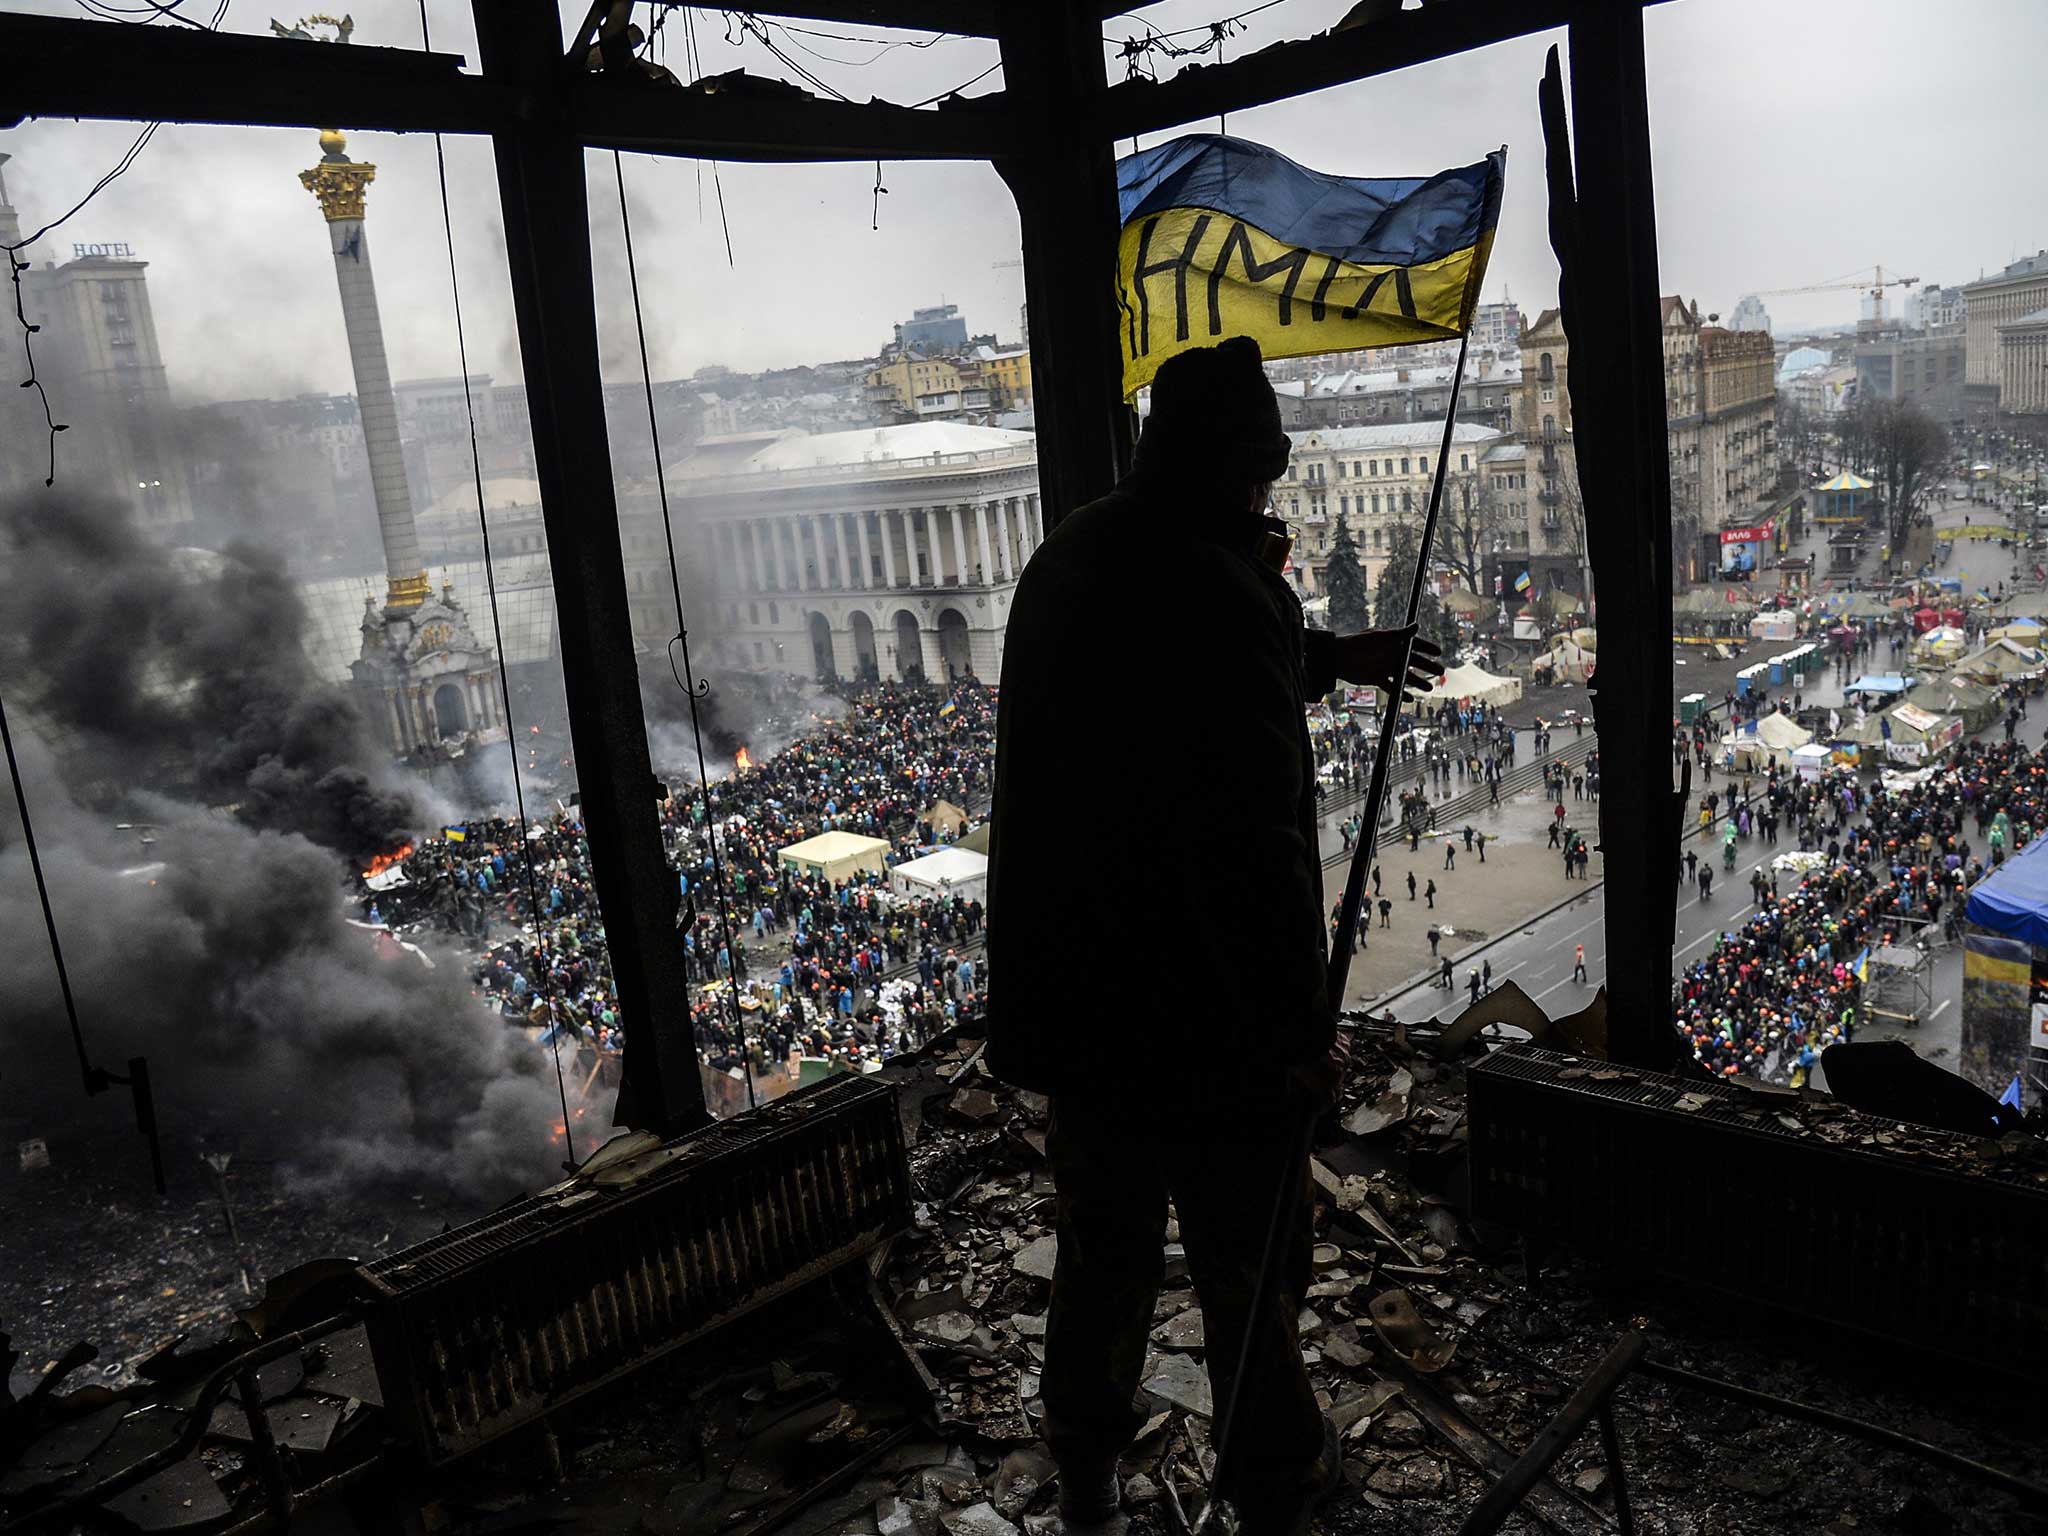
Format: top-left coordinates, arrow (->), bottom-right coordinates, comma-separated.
3,4 -> 2048,1536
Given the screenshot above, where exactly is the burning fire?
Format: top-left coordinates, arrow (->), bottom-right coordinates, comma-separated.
362,842 -> 414,880
735,746 -> 753,772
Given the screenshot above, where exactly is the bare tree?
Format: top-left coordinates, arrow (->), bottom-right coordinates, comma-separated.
1438,467 -> 1508,597
1867,399 -> 1949,553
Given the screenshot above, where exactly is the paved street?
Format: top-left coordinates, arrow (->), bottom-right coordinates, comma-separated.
1361,481 -> 2022,1077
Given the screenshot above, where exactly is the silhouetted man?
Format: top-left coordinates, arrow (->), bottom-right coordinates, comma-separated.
987,339 -> 1438,1533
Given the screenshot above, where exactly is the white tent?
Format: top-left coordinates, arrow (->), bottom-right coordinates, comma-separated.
778,830 -> 891,883
1750,610 -> 1798,642
890,846 -> 989,905
1754,711 -> 1812,752
1422,661 -> 1522,707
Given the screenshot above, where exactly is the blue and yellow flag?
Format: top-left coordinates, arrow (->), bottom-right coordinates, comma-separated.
443,825 -> 467,843
1115,135 -> 1505,398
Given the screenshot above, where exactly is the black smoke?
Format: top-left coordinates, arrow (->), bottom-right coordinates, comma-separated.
0,493 -> 412,866
0,490 -> 564,1200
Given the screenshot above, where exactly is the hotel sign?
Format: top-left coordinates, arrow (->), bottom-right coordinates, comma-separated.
72,242 -> 137,259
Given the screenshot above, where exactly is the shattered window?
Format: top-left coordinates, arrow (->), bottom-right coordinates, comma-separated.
587,154 -> 1022,1116
0,120 -> 582,1373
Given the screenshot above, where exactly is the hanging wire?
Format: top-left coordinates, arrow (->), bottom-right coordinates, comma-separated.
420,0 -> 579,1166
613,149 -> 758,1110
871,158 -> 886,230
680,6 -> 734,267
0,687 -> 103,1095
908,59 -> 1001,108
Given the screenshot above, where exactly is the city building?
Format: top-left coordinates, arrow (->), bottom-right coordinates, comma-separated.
1696,325 -> 1778,546
1997,308 -> 2048,417
1906,282 -> 1966,331
892,303 -> 968,354
669,421 -> 1044,683
1729,294 -> 1771,335
1277,421 -> 1501,593
864,354 -> 967,419
1516,308 -> 1583,600
1271,354 -> 1520,434
395,374 -> 499,442
1853,329 -> 1967,418
969,345 -> 1033,411
300,127 -> 505,760
1469,299 -> 1523,354
1,154 -> 192,530
1963,251 -> 2048,416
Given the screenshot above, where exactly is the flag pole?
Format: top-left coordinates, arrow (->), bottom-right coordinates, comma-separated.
1202,331 -> 1476,1530
1326,328 -> 1475,1004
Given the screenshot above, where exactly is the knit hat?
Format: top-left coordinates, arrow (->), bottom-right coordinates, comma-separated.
1132,336 -> 1291,487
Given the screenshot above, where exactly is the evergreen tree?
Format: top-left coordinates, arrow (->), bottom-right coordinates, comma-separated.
1322,514 -> 1372,635
1376,521 -> 1456,652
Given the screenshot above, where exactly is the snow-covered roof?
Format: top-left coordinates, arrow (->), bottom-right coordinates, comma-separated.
1482,441 -> 1527,464
1289,422 -> 1501,451
738,421 -> 1034,472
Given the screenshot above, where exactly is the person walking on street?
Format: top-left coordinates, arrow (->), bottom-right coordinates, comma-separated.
1482,959 -> 1492,992
1462,825 -> 1475,852
1443,840 -> 1456,871
1475,830 -> 1486,863
1467,969 -> 1482,1006
1378,896 -> 1393,929
1407,871 -> 1418,901
1427,924 -> 1441,957
1425,879 -> 1437,910
1438,955 -> 1453,989
1573,943 -> 1587,984
1372,865 -> 1383,897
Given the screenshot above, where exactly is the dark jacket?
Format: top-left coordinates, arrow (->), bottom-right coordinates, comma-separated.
985,476 -> 1338,1118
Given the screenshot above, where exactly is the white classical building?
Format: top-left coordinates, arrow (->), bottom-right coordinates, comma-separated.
672,422 -> 1045,684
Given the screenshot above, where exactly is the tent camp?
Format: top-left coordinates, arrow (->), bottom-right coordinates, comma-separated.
1533,631 -> 1596,685
890,846 -> 989,905
1960,834 -> 2048,1095
1726,709 -> 1811,769
1422,661 -> 1522,707
1956,638 -> 2046,686
1988,620 -> 2044,646
926,798 -> 973,837
1749,610 -> 1798,642
1904,676 -> 2001,732
1883,703 -> 1963,766
1912,625 -> 1969,664
777,830 -> 891,883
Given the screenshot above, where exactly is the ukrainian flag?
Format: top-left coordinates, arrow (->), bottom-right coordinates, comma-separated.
443,825 -> 467,843
938,700 -> 958,719
1115,135 -> 1505,398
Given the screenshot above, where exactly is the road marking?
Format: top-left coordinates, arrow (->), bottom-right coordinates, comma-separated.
1931,998 -> 1953,1019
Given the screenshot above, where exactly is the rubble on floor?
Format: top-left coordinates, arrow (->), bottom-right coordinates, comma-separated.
8,1022 -> 2048,1536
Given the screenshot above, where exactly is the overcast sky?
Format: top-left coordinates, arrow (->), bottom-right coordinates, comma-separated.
1,0 -> 2043,404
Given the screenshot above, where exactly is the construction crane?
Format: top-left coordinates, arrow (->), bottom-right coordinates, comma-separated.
1749,265 -> 1920,304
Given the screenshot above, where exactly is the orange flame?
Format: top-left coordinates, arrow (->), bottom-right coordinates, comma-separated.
735,746 -> 753,772
362,842 -> 414,879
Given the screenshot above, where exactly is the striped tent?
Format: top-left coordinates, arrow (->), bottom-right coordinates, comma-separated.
1816,471 -> 1874,492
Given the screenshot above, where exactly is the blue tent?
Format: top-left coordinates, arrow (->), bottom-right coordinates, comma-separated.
1846,674 -> 1911,694
1965,831 -> 2048,947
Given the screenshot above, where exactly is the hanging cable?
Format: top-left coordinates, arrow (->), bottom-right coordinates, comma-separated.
680,7 -> 734,268
0,688 -> 99,1095
612,150 -> 758,1110
908,59 -> 1001,108
420,0 -> 579,1166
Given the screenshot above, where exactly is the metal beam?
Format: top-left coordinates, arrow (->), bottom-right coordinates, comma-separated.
1555,9 -> 1678,1069
0,8 -> 1012,160
0,10 -> 490,133
658,2 -> 1000,37
474,0 -> 710,1138
1098,0 -> 1660,144
996,1 -> 1132,528
570,80 -> 1014,162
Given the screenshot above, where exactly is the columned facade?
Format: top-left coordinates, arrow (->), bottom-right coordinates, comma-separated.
662,423 -> 1041,685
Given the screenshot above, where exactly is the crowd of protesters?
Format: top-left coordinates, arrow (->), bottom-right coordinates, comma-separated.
1672,734 -> 2048,1083
367,680 -> 999,1081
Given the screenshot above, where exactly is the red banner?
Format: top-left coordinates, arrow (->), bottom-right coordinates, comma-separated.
1720,521 -> 1774,545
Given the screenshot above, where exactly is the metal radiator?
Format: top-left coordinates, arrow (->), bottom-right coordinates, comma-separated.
1468,1044 -> 2048,1379
359,1073 -> 911,1463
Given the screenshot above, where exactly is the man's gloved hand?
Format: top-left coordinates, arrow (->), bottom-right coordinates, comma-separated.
1287,1028 -> 1352,1114
1329,625 -> 1444,697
